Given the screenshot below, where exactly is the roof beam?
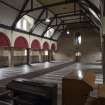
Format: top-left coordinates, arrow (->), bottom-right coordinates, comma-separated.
79,2 -> 100,28
63,17 -> 81,21
50,21 -> 90,27
29,9 -> 45,33
41,17 -> 56,37
102,0 -> 105,15
56,26 -> 68,40
57,13 -> 81,18
50,21 -> 63,39
0,0 -> 20,11
39,12 -> 82,22
57,26 -> 97,30
85,0 -> 101,14
11,0 -> 30,29
31,0 -> 33,9
23,0 -> 76,12
74,0 -> 77,15
55,10 -> 80,16
0,24 -> 57,41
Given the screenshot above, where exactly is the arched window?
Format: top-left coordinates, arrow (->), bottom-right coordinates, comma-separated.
51,43 -> 56,51
0,32 -> 10,47
43,42 -> 49,50
31,39 -> 41,49
14,36 -> 28,48
75,32 -> 82,45
16,15 -> 34,31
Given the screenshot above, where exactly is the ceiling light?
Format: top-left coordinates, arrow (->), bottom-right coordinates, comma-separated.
66,30 -> 70,35
45,18 -> 51,23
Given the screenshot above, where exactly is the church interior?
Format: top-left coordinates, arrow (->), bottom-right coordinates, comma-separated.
0,0 -> 105,105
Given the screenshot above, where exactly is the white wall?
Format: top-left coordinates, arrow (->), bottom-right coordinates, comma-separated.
0,27 -> 57,49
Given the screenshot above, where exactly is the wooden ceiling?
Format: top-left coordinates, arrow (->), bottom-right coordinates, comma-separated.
38,0 -> 80,14
0,0 -> 102,41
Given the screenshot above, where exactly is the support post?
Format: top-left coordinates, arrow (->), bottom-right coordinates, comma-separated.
102,36 -> 105,83
27,48 -> 31,65
101,17 -> 105,83
39,50 -> 42,63
9,47 -> 14,67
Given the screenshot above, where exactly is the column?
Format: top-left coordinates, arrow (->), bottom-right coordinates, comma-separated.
102,36 -> 105,83
27,48 -> 31,65
9,47 -> 14,67
48,50 -> 52,61
39,50 -> 42,63
101,17 -> 105,83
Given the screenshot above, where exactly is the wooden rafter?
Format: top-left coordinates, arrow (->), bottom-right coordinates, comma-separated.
11,0 -> 30,29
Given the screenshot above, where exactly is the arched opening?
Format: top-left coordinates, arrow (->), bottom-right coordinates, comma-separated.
42,42 -> 50,62
50,43 -> 56,61
14,36 -> 29,65
31,39 -> 41,63
51,43 -> 56,51
43,42 -> 49,50
0,32 -> 11,67
14,36 -> 28,48
0,32 -> 10,47
31,39 -> 41,49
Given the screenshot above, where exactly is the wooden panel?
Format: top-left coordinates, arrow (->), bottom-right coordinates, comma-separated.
31,56 -> 40,63
38,0 -> 65,5
0,56 -> 9,67
49,3 -> 80,14
14,56 -> 27,65
62,78 -> 93,105
42,55 -> 49,62
98,84 -> 105,98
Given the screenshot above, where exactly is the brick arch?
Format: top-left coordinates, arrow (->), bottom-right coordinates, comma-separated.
31,39 -> 41,49
14,36 -> 28,48
51,43 -> 56,51
0,32 -> 10,47
43,42 -> 49,50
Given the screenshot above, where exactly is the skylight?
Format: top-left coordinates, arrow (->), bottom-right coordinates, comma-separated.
16,15 -> 34,32
45,27 -> 55,38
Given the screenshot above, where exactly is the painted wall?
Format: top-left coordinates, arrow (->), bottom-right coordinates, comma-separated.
31,50 -> 41,63
80,30 -> 101,63
0,48 -> 10,67
54,29 -> 101,63
0,27 -> 57,66
0,27 -> 101,65
0,28 -> 57,49
54,34 -> 75,61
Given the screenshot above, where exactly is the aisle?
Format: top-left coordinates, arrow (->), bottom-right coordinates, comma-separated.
0,61 -> 73,87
